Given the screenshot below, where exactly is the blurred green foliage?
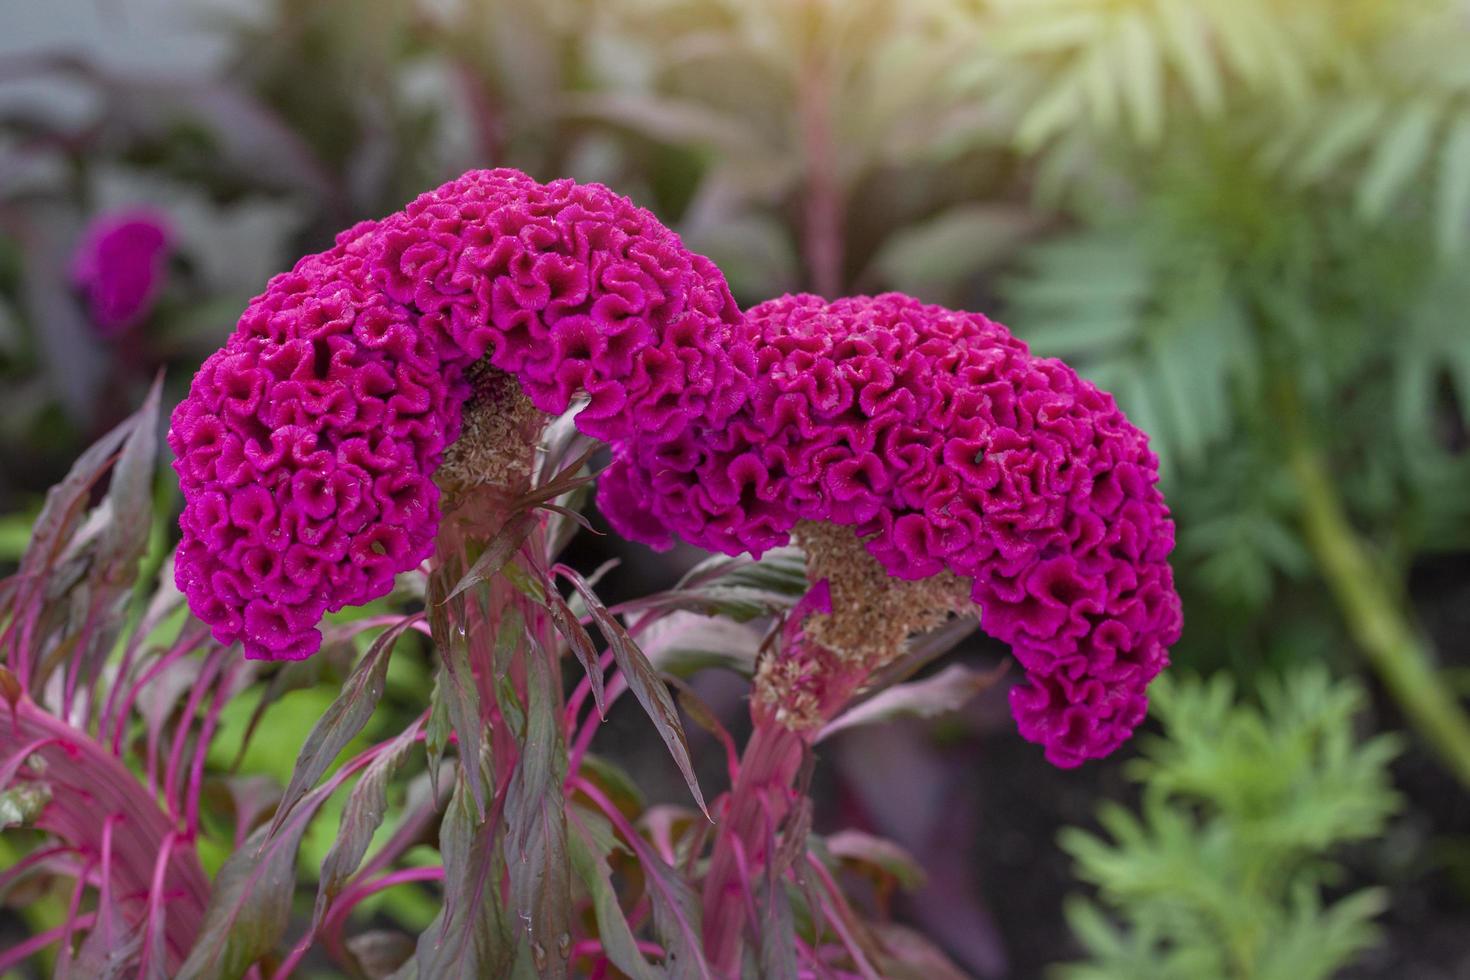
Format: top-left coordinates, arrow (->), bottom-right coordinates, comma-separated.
1058,669 -> 1401,980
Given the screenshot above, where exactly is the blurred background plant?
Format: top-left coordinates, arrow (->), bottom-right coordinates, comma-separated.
1,0 -> 1468,976
1058,669 -> 1401,980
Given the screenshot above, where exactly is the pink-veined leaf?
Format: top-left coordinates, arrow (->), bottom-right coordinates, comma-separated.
818,663 -> 1005,743
503,639 -> 572,978
266,615 -> 420,839
389,747 -> 513,980
307,716 -> 427,938
559,569 -> 708,818
566,803 -> 660,980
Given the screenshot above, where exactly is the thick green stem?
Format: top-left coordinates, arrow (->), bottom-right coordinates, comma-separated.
1287,435 -> 1470,789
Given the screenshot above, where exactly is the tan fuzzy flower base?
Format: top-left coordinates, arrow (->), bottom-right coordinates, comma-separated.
435,363 -> 548,497
753,521 -> 975,732
794,520 -> 973,669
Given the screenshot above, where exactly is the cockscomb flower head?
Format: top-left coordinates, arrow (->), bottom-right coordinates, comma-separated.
600,293 -> 1182,766
71,208 -> 173,335
169,169 -> 749,661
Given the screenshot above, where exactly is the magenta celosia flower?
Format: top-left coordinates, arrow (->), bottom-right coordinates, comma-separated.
600,293 -> 1182,766
169,169 -> 750,661
71,209 -> 173,335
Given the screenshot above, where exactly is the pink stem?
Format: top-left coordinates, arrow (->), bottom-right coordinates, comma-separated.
185,656 -> 242,835
61,601 -> 101,728
134,831 -> 182,980
94,814 -> 120,947
700,721 -> 807,975
568,672 -> 628,775
804,854 -> 881,980
54,856 -> 96,978
162,646 -> 225,815
7,699 -> 210,969
309,866 -> 446,975
574,776 -> 705,964
0,913 -> 97,974
0,844 -> 77,895
112,624 -> 208,754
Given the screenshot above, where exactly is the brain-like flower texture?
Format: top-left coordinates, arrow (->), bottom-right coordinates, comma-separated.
600,293 -> 1182,766
169,169 -> 748,660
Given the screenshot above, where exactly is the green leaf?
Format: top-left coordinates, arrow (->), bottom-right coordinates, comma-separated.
443,511 -> 538,602
567,805 -> 660,980
818,663 -> 1004,742
426,593 -> 487,815
634,834 -> 711,980
1435,113 -> 1470,253
870,204 -> 1040,300
756,875 -> 799,980
267,616 -> 415,838
1357,99 -> 1438,221
627,548 -> 807,622
1016,65 -> 1087,151
97,376 -> 163,581
1156,0 -> 1222,113
824,830 -> 927,890
639,611 -> 764,678
1117,13 -> 1163,145
562,572 -> 709,818
1056,670 -> 1402,979
310,718 -> 426,934
178,779 -> 340,979
503,640 -> 572,979
1291,97 -> 1386,184
392,748 -> 512,979
230,642 -> 355,771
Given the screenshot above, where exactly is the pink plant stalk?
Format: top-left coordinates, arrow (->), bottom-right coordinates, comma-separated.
0,389 -> 226,975
0,687 -> 212,972
169,168 -> 751,661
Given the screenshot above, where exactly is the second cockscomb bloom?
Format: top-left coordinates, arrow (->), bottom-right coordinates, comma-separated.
600,292 -> 1182,766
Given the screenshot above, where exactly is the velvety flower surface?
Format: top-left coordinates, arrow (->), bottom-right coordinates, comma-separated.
170,169 -> 748,660
71,209 -> 173,334
600,293 -> 1182,766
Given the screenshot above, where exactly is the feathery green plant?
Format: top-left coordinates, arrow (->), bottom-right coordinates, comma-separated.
1058,669 -> 1401,980
989,0 -> 1470,785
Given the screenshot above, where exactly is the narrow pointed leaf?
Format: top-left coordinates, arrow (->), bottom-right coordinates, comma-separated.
561,571 -> 708,817
268,615 -> 417,837
545,587 -> 605,715
566,805 -> 659,980
391,748 -> 512,980
504,641 -> 571,978
443,511 -> 539,602
818,663 -> 1006,742
310,717 -> 426,932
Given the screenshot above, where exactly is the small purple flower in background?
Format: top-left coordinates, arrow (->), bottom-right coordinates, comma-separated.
70,209 -> 173,335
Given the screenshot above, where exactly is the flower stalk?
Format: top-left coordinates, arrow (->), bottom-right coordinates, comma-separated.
1286,430 -> 1470,788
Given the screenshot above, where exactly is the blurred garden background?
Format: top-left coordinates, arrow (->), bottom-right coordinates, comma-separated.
2,0 -> 1469,976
